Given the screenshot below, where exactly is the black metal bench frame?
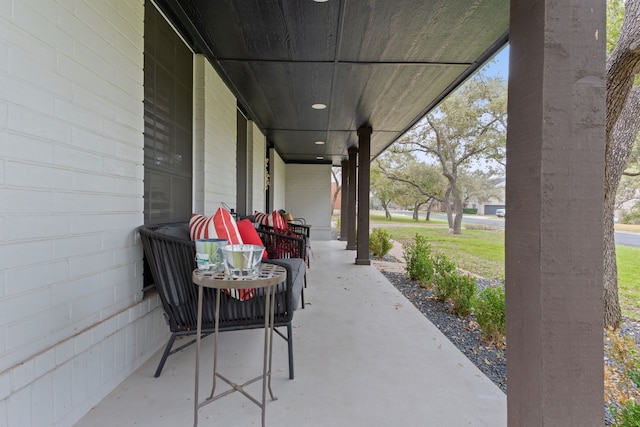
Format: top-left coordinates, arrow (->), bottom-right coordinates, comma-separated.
138,223 -> 305,379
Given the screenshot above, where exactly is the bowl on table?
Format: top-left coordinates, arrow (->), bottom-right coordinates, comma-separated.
220,244 -> 265,278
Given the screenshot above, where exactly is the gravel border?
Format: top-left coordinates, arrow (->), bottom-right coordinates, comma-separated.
377,259 -> 640,426
381,270 -> 507,393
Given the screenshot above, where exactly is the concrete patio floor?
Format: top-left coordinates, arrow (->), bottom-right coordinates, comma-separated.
75,240 -> 506,427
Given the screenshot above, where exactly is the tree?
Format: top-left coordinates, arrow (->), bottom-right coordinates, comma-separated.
371,155 -> 407,220
331,167 -> 341,216
396,74 -> 507,233
460,170 -> 505,209
374,151 -> 447,221
604,0 -> 640,328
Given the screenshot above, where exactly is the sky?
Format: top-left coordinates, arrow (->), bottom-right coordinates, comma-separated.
480,44 -> 510,79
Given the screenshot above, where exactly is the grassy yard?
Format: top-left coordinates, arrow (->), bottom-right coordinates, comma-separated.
370,211 -> 640,320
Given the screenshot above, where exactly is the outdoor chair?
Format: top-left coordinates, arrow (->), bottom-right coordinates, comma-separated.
138,222 -> 305,379
257,223 -> 311,268
254,226 -> 308,307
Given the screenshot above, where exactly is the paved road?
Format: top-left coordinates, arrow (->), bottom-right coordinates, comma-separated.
395,211 -> 640,247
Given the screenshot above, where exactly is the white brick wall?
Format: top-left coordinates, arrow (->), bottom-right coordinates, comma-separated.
251,123 -> 266,213
286,164 -> 333,240
0,1 -> 168,426
271,149 -> 286,211
193,54 -> 238,214
204,58 -> 237,213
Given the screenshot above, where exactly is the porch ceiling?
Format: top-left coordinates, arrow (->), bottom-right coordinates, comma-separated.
155,0 -> 509,165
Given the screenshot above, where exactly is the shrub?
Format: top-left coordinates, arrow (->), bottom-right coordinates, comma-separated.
473,286 -> 505,346
369,228 -> 393,257
450,273 -> 477,317
605,327 -> 640,426
463,208 -> 478,214
402,234 -> 433,285
431,253 -> 457,301
432,253 -> 455,276
611,401 -> 640,427
433,271 -> 456,302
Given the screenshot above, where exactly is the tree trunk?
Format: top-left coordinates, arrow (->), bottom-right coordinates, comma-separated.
444,188 -> 454,230
603,0 -> 640,328
382,199 -> 392,220
449,181 -> 464,234
425,199 -> 434,221
413,201 -> 424,221
604,87 -> 640,328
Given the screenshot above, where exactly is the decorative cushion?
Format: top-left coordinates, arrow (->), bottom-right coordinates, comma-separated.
236,219 -> 268,259
225,287 -> 255,301
190,210 -> 253,301
254,210 -> 288,232
190,208 -> 243,244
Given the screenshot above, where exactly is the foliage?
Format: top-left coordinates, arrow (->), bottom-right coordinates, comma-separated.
371,155 -> 411,219
605,327 -> 640,425
607,0 -> 626,55
449,273 -> 478,317
369,228 -> 393,257
377,222 -> 640,321
374,151 -> 447,220
382,225 -> 505,280
402,234 -> 433,285
621,203 -> 640,224
433,271 -> 456,302
396,74 -> 508,234
431,253 -> 455,300
611,401 -> 640,427
616,174 -> 640,213
473,286 -> 506,347
459,169 -> 505,208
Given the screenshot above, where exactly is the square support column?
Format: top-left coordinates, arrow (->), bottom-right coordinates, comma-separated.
346,146 -> 358,250
506,1 -> 605,425
356,127 -> 372,265
340,159 -> 349,241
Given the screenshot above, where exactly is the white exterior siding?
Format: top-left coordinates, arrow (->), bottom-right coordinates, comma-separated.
0,1 -> 167,426
250,122 -> 266,213
203,57 -> 237,213
193,54 -> 238,215
270,149 -> 286,211
0,1 -> 330,426
285,164 -> 333,240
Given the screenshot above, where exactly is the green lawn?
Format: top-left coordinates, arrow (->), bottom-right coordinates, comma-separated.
617,245 -> 640,318
371,212 -> 640,320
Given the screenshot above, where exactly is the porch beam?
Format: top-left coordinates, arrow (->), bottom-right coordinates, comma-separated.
340,159 -> 349,241
506,0 -> 605,425
346,146 -> 358,250
356,127 -> 372,265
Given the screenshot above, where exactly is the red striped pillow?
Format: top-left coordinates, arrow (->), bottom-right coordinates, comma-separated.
253,211 -> 269,226
189,208 -> 243,244
225,288 -> 255,301
254,210 -> 288,232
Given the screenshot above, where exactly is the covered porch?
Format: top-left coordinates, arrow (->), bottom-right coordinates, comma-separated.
75,240 -> 506,426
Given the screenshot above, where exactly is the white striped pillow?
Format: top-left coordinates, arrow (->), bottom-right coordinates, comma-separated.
189,208 -> 243,244
253,210 -> 288,232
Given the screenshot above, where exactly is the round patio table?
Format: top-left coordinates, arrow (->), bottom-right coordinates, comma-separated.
192,263 -> 287,427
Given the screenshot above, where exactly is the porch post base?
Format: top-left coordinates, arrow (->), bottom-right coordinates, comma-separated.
355,258 -> 370,266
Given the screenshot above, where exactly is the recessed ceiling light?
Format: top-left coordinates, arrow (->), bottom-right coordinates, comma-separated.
316,156 -> 324,160
311,103 -> 326,110
314,0 -> 328,3
314,141 -> 325,145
